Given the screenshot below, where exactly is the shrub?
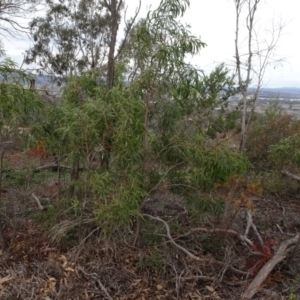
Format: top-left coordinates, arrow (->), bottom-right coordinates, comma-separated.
246,107 -> 300,166
269,135 -> 300,168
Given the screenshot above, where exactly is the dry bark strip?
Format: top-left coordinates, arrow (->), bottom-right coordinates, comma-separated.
242,233 -> 299,300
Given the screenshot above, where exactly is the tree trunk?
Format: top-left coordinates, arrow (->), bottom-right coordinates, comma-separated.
106,0 -> 120,90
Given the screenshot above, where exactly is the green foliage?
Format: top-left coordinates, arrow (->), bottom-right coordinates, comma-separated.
270,135 -> 300,168
0,58 -> 43,128
33,204 -> 59,228
259,171 -> 286,194
153,132 -> 248,192
186,195 -> 226,225
31,75 -> 144,169
207,110 -> 240,138
95,174 -> 146,234
187,64 -> 238,134
141,220 -> 165,245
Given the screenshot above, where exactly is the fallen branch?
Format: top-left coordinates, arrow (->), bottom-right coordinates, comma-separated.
281,170 -> 300,182
242,233 -> 299,300
32,193 -> 44,210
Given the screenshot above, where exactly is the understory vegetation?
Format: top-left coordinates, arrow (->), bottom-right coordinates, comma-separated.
0,0 -> 300,299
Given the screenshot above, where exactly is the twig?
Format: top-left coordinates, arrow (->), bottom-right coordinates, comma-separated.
276,224 -> 284,234
96,279 -> 113,300
242,233 -> 299,300
32,193 -> 44,210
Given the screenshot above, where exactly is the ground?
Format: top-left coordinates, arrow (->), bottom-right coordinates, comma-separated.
0,150 -> 299,299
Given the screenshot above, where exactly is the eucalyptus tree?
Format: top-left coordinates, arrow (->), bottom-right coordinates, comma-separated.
25,0 -> 117,77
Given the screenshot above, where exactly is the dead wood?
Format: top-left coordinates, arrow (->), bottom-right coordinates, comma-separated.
281,170 -> 300,182
242,233 -> 299,300
32,193 -> 44,210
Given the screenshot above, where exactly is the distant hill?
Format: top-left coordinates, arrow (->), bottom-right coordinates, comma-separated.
262,87 -> 300,95
249,87 -> 300,96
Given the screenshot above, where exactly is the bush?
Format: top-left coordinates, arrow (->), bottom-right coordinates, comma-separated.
269,135 -> 300,169
246,107 -> 300,166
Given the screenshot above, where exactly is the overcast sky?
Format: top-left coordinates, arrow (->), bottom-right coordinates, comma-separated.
2,0 -> 300,88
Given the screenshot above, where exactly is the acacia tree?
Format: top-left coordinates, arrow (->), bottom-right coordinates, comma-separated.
234,0 -> 282,151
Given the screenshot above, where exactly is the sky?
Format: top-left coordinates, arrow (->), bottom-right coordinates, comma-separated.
2,0 -> 300,88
